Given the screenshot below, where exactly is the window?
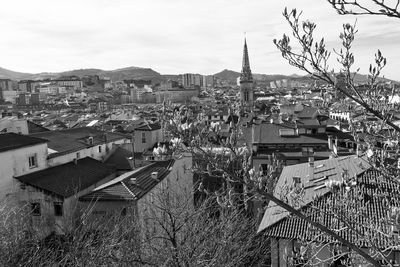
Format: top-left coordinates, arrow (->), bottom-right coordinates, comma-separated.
54,202 -> 63,216
28,154 -> 38,168
302,147 -> 314,154
16,127 -> 22,134
98,146 -> 102,153
141,132 -> 146,143
76,152 -> 80,159
31,202 -> 41,216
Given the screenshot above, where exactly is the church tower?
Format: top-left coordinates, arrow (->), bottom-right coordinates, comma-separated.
239,38 -> 254,108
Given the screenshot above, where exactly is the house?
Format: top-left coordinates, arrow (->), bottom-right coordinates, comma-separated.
133,122 -> 163,153
258,156 -> 400,266
15,157 -> 116,235
0,133 -> 48,201
79,153 -> 193,230
30,127 -> 130,167
251,122 -> 331,172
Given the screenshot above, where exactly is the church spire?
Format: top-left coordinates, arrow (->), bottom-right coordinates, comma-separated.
240,38 -> 253,83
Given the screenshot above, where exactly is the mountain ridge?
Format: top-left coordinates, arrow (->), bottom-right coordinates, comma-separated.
0,66 -> 398,84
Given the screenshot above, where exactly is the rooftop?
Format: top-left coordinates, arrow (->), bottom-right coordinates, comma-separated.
16,157 -> 115,198
262,169 -> 399,248
253,123 -> 328,145
258,155 -> 371,233
30,127 -> 128,158
80,159 -> 174,201
0,133 -> 47,153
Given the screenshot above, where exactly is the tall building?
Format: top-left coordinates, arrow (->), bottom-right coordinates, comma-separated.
239,39 -> 254,108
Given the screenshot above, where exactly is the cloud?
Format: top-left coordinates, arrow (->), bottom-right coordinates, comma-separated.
0,0 -> 398,80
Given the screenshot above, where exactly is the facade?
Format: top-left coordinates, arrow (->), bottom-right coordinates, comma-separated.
16,157 -> 116,235
30,127 -> 130,167
0,117 -> 29,134
182,73 -> 203,88
155,89 -> 199,103
239,39 -> 254,109
133,122 -> 163,153
79,153 -> 194,239
0,133 -> 48,201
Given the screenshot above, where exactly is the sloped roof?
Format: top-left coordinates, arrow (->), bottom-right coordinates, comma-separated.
135,122 -> 161,131
262,169 -> 399,248
0,133 -> 47,153
105,146 -> 133,171
253,123 -> 328,145
16,157 -> 115,198
80,160 -> 174,201
258,155 -> 371,233
30,127 -> 128,158
296,106 -> 319,119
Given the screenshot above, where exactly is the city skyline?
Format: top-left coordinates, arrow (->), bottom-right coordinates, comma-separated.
0,0 -> 399,80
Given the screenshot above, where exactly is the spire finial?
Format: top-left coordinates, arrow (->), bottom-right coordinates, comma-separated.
240,37 -> 252,83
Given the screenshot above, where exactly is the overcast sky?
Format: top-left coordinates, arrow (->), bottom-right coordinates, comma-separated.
0,0 -> 399,79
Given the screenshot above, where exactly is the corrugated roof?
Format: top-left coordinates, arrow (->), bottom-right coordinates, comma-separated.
16,157 -> 115,198
258,155 -> 371,233
0,133 -> 47,153
80,160 -> 175,201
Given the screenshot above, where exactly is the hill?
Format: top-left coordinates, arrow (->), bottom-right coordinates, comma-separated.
0,66 -> 165,83
0,66 -> 398,85
214,69 -> 241,82
0,67 -> 34,80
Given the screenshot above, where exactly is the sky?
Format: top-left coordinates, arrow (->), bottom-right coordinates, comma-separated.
0,0 -> 399,80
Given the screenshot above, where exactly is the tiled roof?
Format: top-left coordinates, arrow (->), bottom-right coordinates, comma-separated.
30,127 -> 128,158
0,133 -> 47,153
80,160 -> 175,201
263,169 -> 399,248
258,155 -> 371,233
16,157 -> 115,198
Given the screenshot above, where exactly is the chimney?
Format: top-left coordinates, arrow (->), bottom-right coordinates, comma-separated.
88,136 -> 94,146
309,156 -> 314,167
129,177 -> 137,185
103,133 -> 108,143
293,176 -> 301,189
328,135 -> 333,150
151,172 -> 159,180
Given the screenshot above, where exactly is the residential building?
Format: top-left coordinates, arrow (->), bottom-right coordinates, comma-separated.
16,157 -> 116,235
0,133 -> 48,201
258,156 -> 400,266
0,117 -> 29,134
133,122 -> 163,153
79,153 -> 193,236
155,89 -> 199,103
30,127 -> 130,167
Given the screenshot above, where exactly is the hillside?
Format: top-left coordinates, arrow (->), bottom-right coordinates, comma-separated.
0,65 -> 398,85
214,69 -> 241,82
0,66 -> 165,83
0,67 -> 34,80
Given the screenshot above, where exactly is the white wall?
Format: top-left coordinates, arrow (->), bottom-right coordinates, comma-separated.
47,139 -> 128,167
0,143 -> 48,200
133,129 -> 162,153
0,119 -> 29,135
